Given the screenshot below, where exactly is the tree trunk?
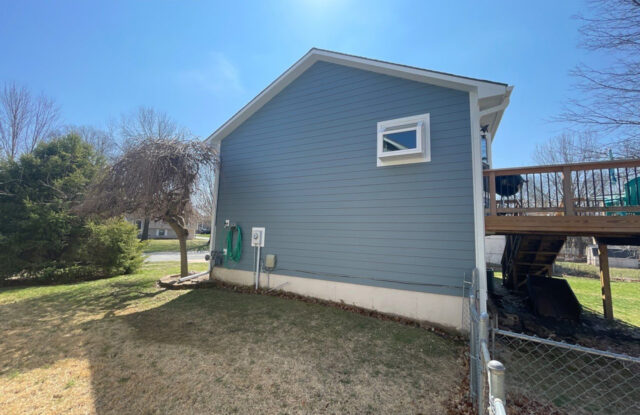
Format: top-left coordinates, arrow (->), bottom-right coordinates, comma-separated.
140,217 -> 150,241
167,219 -> 189,277
177,233 -> 188,278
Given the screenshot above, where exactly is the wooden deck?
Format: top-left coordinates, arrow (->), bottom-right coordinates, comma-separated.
486,215 -> 640,239
483,159 -> 640,241
484,159 -> 640,318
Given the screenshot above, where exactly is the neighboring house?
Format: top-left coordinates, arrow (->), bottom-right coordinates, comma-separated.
586,246 -> 639,269
205,49 -> 512,331
127,217 -> 196,240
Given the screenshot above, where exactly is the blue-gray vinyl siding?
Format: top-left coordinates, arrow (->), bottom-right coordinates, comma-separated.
215,61 -> 475,296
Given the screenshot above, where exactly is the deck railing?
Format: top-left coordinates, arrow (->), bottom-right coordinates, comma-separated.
484,159 -> 640,217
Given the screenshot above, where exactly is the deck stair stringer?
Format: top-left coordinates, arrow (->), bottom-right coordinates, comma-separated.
501,234 -> 566,290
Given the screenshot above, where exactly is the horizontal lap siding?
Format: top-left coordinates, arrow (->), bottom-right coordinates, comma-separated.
215,61 -> 475,296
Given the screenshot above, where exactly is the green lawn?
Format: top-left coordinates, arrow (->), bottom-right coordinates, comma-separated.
142,238 -> 209,253
563,275 -> 640,326
555,261 -> 640,281
0,262 -> 462,414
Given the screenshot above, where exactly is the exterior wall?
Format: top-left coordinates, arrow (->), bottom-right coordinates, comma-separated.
215,61 -> 476,300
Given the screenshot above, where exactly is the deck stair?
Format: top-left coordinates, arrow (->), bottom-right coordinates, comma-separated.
501,234 -> 566,290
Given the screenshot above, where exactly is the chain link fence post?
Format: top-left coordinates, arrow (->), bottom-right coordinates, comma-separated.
488,360 -> 506,411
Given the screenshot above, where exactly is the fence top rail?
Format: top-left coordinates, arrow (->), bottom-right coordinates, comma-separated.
494,328 -> 640,363
484,158 -> 640,176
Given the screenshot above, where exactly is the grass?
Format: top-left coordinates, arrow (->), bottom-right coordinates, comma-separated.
0,262 -> 463,414
555,261 -> 640,282
142,238 -> 209,253
563,275 -> 640,326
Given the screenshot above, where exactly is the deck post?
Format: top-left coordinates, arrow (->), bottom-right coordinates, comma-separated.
597,243 -> 614,320
489,171 -> 497,216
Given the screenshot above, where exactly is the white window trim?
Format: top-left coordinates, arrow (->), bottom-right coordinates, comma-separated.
377,113 -> 431,167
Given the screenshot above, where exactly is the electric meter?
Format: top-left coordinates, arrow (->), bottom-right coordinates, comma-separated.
251,227 -> 265,247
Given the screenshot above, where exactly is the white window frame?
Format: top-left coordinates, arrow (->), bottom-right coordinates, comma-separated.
157,229 -> 166,237
377,113 -> 431,167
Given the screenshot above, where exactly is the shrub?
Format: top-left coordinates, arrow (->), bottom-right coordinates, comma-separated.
0,135 -> 143,284
79,219 -> 144,276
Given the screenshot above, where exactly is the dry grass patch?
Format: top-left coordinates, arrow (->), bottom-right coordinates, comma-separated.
1,262 -> 464,414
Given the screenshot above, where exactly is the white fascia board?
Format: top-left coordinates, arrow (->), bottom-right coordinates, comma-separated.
479,85 -> 513,142
206,49 -> 510,145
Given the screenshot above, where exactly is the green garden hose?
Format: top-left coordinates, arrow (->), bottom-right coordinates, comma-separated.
226,226 -> 242,263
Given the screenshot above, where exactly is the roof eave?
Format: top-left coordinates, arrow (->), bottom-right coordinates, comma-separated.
206,48 -> 511,145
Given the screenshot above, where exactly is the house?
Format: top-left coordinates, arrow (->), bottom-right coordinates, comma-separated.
127,217 -> 197,240
205,49 -> 512,331
586,245 -> 639,269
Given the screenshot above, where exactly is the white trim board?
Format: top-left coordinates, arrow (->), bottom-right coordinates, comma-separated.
206,48 -> 512,146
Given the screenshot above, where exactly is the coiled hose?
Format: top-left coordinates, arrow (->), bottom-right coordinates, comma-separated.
226,226 -> 242,263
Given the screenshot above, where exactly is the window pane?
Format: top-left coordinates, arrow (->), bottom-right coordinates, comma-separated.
382,130 -> 417,152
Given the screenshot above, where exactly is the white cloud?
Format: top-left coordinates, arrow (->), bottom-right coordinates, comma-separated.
180,52 -> 244,95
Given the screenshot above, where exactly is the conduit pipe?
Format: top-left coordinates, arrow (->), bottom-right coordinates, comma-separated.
254,246 -> 261,289
177,270 -> 209,283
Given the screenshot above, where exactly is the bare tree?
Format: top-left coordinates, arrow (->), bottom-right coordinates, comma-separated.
533,131 -> 604,165
559,0 -> 640,155
114,106 -> 193,239
117,106 -> 190,146
0,82 -> 60,160
192,162 -> 216,238
80,138 -> 218,277
61,125 -> 118,160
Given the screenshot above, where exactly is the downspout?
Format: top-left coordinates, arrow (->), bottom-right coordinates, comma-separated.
209,141 -> 222,275
469,89 -> 488,315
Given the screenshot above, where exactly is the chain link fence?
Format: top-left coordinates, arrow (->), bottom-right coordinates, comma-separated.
492,328 -> 640,415
465,268 -> 640,414
467,269 -> 507,415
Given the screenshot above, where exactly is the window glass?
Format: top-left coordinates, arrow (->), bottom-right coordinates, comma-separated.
382,130 -> 417,152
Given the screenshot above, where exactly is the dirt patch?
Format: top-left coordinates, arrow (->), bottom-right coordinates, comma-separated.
490,283 -> 640,356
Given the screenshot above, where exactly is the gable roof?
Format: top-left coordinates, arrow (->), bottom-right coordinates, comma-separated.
206,48 -> 512,145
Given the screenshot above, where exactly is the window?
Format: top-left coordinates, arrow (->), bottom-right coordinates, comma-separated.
377,113 -> 430,166
157,229 -> 166,237
135,220 -> 142,230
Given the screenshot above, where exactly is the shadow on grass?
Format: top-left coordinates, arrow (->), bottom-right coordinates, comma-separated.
1,282 -> 463,414
0,284 -> 168,376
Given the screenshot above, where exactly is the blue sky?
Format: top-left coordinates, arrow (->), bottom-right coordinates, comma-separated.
0,0 -> 599,166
